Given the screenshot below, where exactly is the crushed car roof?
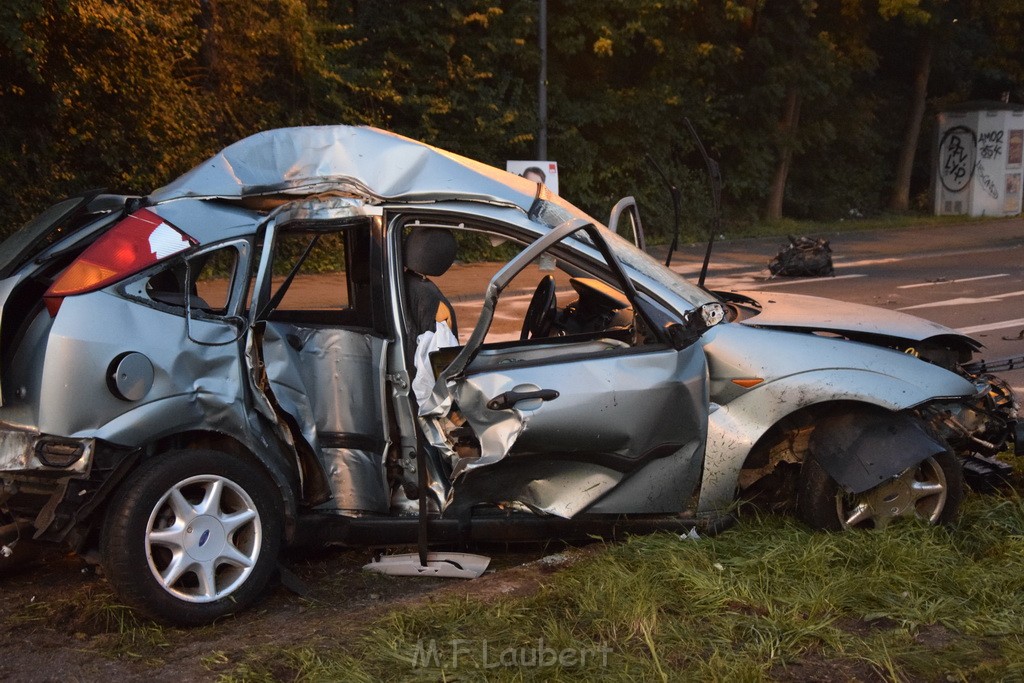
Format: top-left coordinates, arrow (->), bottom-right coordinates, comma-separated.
148,125 -> 543,209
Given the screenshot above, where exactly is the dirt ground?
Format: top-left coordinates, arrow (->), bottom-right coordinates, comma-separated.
0,542 -> 571,682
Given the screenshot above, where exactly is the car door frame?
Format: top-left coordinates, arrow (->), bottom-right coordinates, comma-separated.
437,218 -> 665,384
245,200 -> 394,513
392,216 -> 709,518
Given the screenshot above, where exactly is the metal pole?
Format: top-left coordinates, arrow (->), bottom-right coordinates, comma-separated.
538,0 -> 548,160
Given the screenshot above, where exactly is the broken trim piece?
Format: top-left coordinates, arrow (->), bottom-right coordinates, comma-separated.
363,552 -> 490,579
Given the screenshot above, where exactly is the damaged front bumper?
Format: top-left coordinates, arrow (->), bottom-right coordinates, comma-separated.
919,374 -> 1021,488
922,374 -> 1020,456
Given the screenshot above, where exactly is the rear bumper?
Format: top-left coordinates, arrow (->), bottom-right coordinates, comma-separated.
0,425 -> 94,475
0,426 -> 127,546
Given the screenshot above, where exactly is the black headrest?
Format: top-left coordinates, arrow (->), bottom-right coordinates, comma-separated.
404,228 -> 456,277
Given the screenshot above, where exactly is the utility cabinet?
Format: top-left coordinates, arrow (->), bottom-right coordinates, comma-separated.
934,104 -> 1024,216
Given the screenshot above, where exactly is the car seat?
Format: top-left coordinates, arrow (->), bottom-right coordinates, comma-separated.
404,227 -> 458,338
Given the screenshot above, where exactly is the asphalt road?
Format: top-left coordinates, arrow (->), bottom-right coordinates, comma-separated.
664,217 -> 1024,396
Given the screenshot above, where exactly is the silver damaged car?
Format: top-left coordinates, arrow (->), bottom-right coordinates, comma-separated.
0,126 -> 1017,624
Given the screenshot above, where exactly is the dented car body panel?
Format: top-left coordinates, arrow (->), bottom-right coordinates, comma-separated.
0,125 -> 1013,622
148,125 -> 544,210
728,289 -> 982,351
450,342 -> 707,517
696,322 -> 978,512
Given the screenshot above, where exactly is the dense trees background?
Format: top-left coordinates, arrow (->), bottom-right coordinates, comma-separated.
1,0 -> 1021,241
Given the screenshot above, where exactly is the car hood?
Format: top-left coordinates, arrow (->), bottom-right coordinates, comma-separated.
726,289 -> 982,350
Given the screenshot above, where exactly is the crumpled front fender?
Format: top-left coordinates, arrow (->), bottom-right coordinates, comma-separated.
698,367 -> 972,514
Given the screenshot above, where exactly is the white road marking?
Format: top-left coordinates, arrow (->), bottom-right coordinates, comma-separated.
898,273 -> 1009,289
669,241 -> 1021,280
831,256 -> 901,267
753,274 -> 866,288
832,242 -> 1023,267
956,318 -> 1024,334
899,290 -> 1024,310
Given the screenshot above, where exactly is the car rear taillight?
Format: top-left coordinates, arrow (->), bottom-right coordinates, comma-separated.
44,208 -> 195,316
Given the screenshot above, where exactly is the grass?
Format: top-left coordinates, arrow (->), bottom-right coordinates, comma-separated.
220,489 -> 1024,681
7,580 -> 177,662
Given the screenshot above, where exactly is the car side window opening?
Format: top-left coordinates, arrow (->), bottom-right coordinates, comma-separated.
254,224 -> 375,329
477,234 -> 650,349
269,231 -> 348,311
402,222 -> 662,361
406,221 -> 664,469
145,244 -> 239,314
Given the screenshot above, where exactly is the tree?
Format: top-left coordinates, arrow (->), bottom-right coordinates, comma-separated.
723,1 -> 868,221
883,1 -> 946,212
0,0 -> 210,227
315,2 -> 536,159
0,0 -> 334,231
1,0 -> 1021,234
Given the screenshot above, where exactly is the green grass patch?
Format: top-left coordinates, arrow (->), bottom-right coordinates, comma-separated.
223,491 -> 1024,681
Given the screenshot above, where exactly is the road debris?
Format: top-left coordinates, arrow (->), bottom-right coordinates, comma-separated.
768,235 -> 834,277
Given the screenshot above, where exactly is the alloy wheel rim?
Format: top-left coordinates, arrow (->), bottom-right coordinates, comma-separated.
145,474 -> 262,602
835,456 -> 948,530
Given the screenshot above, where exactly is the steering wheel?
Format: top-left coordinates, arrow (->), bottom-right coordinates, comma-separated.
520,275 -> 557,340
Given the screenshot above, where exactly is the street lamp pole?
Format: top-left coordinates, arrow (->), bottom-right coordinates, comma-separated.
538,0 -> 548,160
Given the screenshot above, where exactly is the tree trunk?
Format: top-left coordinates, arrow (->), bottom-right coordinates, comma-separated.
889,31 -> 934,212
198,0 -> 219,90
766,87 -> 802,221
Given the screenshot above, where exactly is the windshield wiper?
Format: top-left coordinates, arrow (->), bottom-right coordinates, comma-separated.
682,118 -> 722,289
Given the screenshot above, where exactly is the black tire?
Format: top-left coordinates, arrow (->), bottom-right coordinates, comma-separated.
799,443 -> 963,531
100,449 -> 283,625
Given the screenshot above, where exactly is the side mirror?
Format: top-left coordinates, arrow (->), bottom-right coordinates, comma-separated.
666,302 -> 725,350
607,197 -> 646,251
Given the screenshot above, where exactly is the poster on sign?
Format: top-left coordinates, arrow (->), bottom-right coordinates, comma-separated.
507,160 -> 559,195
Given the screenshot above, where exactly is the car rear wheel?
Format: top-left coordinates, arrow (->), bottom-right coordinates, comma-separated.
799,446 -> 963,531
100,449 -> 283,625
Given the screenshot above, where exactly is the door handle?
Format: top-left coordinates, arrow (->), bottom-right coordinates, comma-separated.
486,389 -> 560,411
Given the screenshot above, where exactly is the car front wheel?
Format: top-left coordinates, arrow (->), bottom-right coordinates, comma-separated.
100,450 -> 283,625
799,447 -> 963,531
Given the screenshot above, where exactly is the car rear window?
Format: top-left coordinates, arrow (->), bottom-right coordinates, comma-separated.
0,197 -> 85,279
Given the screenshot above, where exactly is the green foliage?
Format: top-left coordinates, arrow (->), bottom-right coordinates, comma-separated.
0,0 -> 1021,239
0,0 -> 347,233
316,2 -> 537,158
